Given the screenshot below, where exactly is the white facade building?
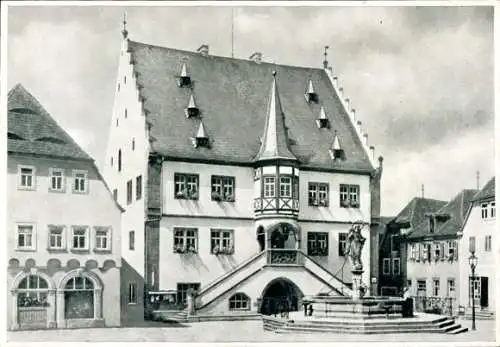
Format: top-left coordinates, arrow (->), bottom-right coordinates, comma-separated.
458,177 -> 495,317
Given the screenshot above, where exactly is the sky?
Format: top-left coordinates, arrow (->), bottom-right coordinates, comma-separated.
6,4 -> 495,216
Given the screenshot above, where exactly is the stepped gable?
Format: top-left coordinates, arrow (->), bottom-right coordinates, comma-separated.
473,176 -> 495,201
407,190 -> 478,239
7,84 -> 92,161
127,39 -> 373,173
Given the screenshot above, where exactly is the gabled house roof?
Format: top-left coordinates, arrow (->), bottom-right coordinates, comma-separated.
407,189 -> 477,240
394,197 -> 447,232
472,176 -> 495,201
126,39 -> 374,173
7,84 -> 92,161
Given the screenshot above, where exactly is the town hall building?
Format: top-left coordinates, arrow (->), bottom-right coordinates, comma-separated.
104,24 -> 383,322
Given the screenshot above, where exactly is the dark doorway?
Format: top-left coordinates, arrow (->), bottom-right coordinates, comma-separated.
256,226 -> 265,251
480,277 -> 489,308
259,278 -> 303,316
270,229 -> 286,249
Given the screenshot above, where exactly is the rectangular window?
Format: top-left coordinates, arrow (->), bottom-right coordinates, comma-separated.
339,184 -> 360,208
173,228 -> 198,253
49,168 -> 65,192
136,175 -> 142,200
263,176 -> 276,198
338,232 -> 347,256
485,235 -> 492,252
94,227 -> 110,251
308,182 -> 329,207
48,225 -> 64,249
174,173 -> 199,200
481,203 -> 488,219
417,280 -> 427,296
434,242 -> 441,260
279,176 -> 292,198
176,283 -> 200,305
410,243 -> 417,260
128,283 -> 137,304
127,180 -> 133,204
211,176 -> 235,201
129,230 -> 135,251
491,202 -> 496,219
71,226 -> 88,250
18,166 -> 35,189
17,224 -> 35,250
433,279 -> 440,297
392,258 -> 400,275
447,240 -> 456,259
382,258 -> 390,275
447,278 -> 456,297
72,170 -> 88,193
210,229 -> 234,254
307,232 -> 329,256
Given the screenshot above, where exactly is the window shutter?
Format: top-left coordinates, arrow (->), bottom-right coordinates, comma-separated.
454,241 -> 458,260
440,243 -> 445,261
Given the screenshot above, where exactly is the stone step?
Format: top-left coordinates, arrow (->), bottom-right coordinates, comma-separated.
276,326 -> 460,335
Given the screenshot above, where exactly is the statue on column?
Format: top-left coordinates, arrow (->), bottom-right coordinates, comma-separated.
345,221 -> 366,272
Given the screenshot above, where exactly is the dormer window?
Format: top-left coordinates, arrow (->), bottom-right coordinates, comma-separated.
184,93 -> 200,118
329,131 -> 344,160
177,62 -> 191,88
429,217 -> 435,233
316,106 -> 330,129
304,80 -> 318,103
192,121 -> 209,148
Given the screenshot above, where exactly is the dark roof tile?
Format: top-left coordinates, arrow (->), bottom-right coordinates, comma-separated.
128,40 -> 373,172
473,176 -> 495,201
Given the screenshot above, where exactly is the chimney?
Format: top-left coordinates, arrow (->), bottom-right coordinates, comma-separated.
363,133 -> 368,146
370,146 -> 375,160
197,44 -> 209,56
345,98 -> 350,112
338,87 -> 343,99
351,108 -> 357,122
249,52 -> 263,64
476,171 -> 480,190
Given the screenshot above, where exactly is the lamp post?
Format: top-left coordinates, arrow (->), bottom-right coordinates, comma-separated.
468,251 -> 478,331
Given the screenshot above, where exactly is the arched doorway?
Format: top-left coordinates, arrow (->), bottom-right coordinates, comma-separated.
64,276 -> 94,319
259,277 -> 304,316
16,274 -> 50,329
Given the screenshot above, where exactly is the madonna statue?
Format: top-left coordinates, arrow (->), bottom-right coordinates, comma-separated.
344,222 -> 366,272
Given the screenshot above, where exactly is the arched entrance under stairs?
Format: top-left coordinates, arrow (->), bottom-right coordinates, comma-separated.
259,277 -> 304,316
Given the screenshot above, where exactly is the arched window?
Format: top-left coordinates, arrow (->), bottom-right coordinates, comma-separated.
17,275 -> 49,307
229,292 -> 250,311
118,149 -> 122,172
64,277 -> 94,319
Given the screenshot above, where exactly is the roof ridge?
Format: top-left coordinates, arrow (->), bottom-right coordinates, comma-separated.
128,39 -> 325,72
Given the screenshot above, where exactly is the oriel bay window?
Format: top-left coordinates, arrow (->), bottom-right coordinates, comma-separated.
173,227 -> 198,253
174,173 -> 199,200
254,166 -> 299,214
211,175 -> 235,202
307,232 -> 329,256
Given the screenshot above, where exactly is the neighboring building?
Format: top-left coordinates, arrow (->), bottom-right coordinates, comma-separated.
103,27 -> 383,321
6,84 -> 123,330
458,177 -> 495,317
404,190 -> 477,316
377,198 -> 447,296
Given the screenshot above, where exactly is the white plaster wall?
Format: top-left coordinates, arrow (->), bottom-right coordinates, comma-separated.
459,200 -> 496,309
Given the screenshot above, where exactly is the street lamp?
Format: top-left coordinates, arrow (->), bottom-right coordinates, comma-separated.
468,251 -> 478,331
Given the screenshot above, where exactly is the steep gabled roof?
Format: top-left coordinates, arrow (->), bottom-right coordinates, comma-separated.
254,72 -> 297,162
127,39 -> 373,172
395,197 -> 447,234
7,84 -> 92,161
408,189 -> 477,240
473,176 -> 495,201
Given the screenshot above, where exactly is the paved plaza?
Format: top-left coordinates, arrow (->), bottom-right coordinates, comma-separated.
6,318 -> 496,343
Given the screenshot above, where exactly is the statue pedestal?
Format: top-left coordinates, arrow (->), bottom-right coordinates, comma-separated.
351,269 -> 364,300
